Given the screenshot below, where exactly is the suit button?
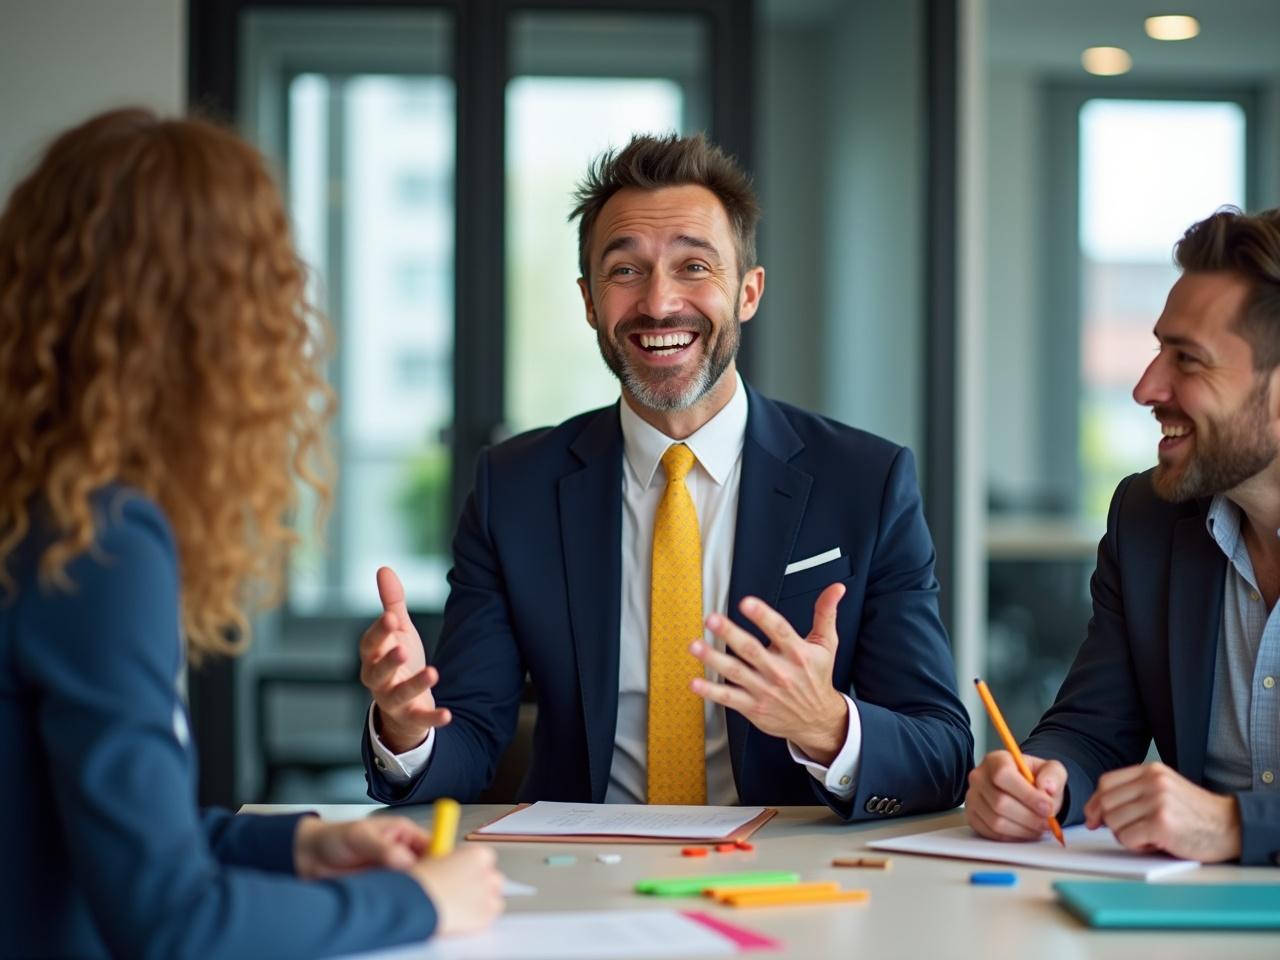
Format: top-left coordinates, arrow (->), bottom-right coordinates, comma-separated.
890,802 -> 902,815
839,775 -> 851,786
865,796 -> 881,814
875,797 -> 891,814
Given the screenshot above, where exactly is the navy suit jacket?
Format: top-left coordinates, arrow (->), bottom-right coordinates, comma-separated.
365,386 -> 972,819
1023,470 -> 1280,866
0,492 -> 434,959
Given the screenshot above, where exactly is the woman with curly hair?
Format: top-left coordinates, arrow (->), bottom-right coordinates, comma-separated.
0,108 -> 502,958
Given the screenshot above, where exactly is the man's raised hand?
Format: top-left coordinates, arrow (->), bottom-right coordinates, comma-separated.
358,566 -> 451,754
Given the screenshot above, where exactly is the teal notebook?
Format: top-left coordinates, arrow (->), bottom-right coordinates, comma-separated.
1054,881 -> 1280,930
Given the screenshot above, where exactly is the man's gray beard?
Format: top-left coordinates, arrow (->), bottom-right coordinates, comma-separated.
1152,378 -> 1278,502
599,313 -> 740,413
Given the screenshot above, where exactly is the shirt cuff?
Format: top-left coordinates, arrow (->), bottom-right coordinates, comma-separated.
366,704 -> 435,785
787,694 -> 861,800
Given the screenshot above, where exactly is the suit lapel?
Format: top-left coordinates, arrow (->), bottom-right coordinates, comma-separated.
1167,505 -> 1226,783
725,387 -> 812,791
559,406 -> 624,802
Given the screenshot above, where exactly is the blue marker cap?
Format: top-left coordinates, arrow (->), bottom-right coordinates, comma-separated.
969,871 -> 1017,886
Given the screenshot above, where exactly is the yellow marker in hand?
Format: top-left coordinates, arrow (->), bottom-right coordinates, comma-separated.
429,798 -> 461,856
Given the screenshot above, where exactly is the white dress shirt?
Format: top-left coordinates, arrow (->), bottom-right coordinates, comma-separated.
369,374 -> 862,801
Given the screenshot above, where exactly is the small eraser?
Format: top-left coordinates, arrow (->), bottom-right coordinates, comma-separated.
715,843 -> 738,853
545,855 -> 577,866
969,871 -> 1017,886
681,846 -> 710,857
734,841 -> 755,852
596,853 -> 622,864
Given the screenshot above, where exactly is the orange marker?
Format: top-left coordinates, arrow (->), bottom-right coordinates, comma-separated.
722,887 -> 869,908
706,882 -> 839,903
973,678 -> 1065,847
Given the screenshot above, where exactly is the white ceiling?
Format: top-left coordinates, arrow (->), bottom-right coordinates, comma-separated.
760,0 -> 1280,79
987,0 -> 1280,78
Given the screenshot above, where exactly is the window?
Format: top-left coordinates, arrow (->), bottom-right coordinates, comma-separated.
1077,99 -> 1246,522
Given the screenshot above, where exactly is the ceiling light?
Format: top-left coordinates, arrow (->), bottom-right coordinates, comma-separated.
1144,15 -> 1200,41
1081,46 -> 1133,76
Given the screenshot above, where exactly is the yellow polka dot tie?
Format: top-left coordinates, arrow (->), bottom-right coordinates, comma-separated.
647,443 -> 707,805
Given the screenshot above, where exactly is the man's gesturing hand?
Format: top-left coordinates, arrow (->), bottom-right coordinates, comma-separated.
359,566 -> 452,754
690,584 -> 849,764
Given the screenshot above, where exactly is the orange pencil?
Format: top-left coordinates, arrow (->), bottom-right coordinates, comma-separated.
973,678 -> 1065,847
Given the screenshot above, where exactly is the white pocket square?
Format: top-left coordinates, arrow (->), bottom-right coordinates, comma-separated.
784,547 -> 842,576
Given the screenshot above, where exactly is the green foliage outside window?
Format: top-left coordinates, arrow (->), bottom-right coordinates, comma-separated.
396,446 -> 450,557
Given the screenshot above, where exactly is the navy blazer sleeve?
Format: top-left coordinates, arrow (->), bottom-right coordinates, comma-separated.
823,447 -> 973,819
18,496 -> 436,958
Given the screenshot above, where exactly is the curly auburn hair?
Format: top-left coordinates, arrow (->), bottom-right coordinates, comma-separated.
0,108 -> 334,661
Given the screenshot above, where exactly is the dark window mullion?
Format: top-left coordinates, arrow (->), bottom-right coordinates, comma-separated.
451,0 -> 506,527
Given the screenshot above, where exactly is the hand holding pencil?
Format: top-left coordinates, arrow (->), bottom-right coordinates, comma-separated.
409,799 -> 506,936
966,679 -> 1067,846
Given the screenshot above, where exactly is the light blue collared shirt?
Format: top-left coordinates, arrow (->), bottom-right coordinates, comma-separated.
1202,495 -> 1280,795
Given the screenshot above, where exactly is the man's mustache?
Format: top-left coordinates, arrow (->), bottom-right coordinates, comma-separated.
614,313 -> 712,338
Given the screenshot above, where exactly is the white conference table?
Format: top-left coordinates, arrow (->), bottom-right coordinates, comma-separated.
240,803 -> 1280,959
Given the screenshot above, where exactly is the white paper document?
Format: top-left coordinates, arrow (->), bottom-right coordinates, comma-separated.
333,909 -> 775,960
868,824 -> 1200,880
474,801 -> 768,840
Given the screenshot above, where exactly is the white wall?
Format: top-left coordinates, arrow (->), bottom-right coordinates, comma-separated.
0,0 -> 185,194
756,1 -> 926,458
983,67 -> 1042,505
819,1 -> 925,456
755,23 -> 827,414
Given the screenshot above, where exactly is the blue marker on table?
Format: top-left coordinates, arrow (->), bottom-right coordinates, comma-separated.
970,871 -> 1017,886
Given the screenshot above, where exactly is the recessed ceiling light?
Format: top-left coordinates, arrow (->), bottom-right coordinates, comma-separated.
1081,46 -> 1133,76
1145,15 -> 1200,41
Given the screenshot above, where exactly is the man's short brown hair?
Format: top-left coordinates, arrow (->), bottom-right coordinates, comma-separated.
1175,206 -> 1280,371
569,132 -> 760,283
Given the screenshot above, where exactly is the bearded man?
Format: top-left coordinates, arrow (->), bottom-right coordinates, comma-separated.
966,207 -> 1280,865
356,133 -> 972,819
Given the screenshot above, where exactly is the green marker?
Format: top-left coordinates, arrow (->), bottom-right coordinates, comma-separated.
635,871 -> 801,897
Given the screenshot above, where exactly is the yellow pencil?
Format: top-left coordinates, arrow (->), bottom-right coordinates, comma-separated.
429,798 -> 461,857
973,678 -> 1065,846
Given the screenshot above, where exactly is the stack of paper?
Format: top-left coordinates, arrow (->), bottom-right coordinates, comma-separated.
467,802 -> 776,844
867,824 -> 1200,880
